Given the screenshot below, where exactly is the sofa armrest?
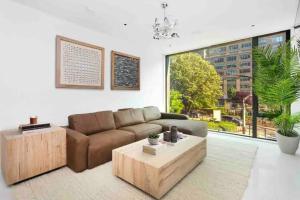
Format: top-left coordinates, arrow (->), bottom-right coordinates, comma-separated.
65,128 -> 89,172
161,112 -> 189,120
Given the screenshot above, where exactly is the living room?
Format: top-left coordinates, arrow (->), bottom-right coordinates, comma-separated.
0,0 -> 300,199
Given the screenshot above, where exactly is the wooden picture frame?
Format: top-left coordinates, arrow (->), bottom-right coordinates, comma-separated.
111,51 -> 140,90
56,35 -> 105,89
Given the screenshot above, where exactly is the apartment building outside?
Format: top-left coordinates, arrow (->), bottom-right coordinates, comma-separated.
195,32 -> 286,105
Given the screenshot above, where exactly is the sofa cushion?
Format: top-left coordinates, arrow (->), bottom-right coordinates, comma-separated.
88,130 -> 135,169
148,119 -> 208,137
114,108 -> 145,128
120,123 -> 162,140
95,111 -> 116,131
68,112 -> 100,135
69,111 -> 116,135
118,108 -> 133,111
143,106 -> 161,122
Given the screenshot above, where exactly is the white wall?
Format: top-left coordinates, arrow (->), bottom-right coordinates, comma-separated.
0,0 -> 165,129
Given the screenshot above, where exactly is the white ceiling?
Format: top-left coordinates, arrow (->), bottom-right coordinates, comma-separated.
11,0 -> 300,54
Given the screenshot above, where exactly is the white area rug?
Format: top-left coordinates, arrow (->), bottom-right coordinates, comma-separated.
12,137 -> 257,200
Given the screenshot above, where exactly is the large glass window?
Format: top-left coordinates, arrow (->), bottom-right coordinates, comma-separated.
255,32 -> 287,139
166,31 -> 288,140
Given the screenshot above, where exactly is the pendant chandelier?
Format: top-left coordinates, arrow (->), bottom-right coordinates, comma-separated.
153,2 -> 179,40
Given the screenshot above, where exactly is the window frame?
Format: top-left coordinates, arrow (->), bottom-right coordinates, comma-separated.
165,30 -> 290,140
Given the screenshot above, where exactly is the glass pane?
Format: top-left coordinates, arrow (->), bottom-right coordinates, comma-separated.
256,32 -> 286,140
167,31 -> 287,140
168,38 -> 253,137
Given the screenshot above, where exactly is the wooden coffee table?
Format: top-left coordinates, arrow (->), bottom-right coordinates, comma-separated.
112,134 -> 206,199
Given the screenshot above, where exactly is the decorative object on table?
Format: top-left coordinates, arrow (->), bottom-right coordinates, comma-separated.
152,2 -> 179,40
19,123 -> 51,132
253,41 -> 300,154
56,35 -> 104,89
148,133 -> 159,145
163,131 -> 171,142
170,126 -> 178,143
143,142 -> 163,155
30,116 -> 38,124
111,51 -> 140,90
177,132 -> 184,139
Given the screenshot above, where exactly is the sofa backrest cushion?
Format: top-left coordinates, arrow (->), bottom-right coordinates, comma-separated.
69,111 -> 115,135
143,106 -> 161,122
118,108 -> 133,111
114,108 -> 145,128
68,113 -> 100,135
95,111 -> 116,131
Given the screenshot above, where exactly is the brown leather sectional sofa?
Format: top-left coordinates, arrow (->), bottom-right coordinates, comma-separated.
66,106 -> 207,172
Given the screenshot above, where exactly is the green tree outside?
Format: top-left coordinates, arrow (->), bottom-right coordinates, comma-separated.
227,87 -> 237,99
170,52 -> 223,113
169,90 -> 184,113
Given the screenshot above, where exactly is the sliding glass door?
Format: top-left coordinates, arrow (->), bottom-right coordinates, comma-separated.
166,30 -> 289,139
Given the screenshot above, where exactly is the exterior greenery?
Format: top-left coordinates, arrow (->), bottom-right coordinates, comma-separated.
253,41 -> 300,137
273,114 -> 300,137
208,121 -> 237,132
193,119 -> 237,132
170,53 -> 223,113
169,90 -> 184,113
227,87 -> 237,99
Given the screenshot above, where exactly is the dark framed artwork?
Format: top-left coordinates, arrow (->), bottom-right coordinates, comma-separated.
56,35 -> 105,89
111,51 -> 140,90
